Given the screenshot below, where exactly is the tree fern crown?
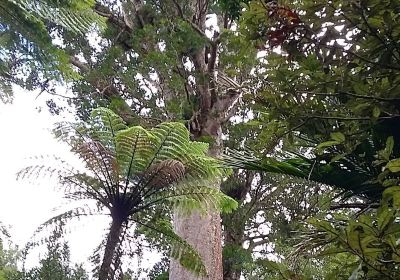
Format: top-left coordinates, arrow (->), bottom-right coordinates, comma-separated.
19,107 -> 237,276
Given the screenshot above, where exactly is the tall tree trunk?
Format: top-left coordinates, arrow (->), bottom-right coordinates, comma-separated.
99,217 -> 124,280
170,120 -> 224,280
170,210 -> 223,280
168,12 -> 240,278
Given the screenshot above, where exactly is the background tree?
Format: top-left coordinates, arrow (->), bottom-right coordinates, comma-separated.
0,222 -> 89,280
24,223 -> 89,280
0,224 -> 21,280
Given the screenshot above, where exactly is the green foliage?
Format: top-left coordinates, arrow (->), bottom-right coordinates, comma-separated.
221,1 -> 400,278
6,0 -> 105,34
228,0 -> 400,202
0,241 -> 21,280
0,0 -> 106,101
296,188 -> 400,279
0,223 -> 89,280
222,244 -> 253,276
20,107 -> 237,276
217,0 -> 251,21
25,224 -> 89,280
8,0 -> 400,278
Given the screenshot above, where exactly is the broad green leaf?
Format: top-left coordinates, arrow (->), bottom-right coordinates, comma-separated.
383,186 -> 400,208
378,136 -> 394,161
330,132 -> 345,143
368,16 -> 384,29
386,159 -> 400,173
386,136 -> 395,157
377,205 -> 394,232
331,153 -> 347,162
316,140 -> 341,152
372,106 -> 381,118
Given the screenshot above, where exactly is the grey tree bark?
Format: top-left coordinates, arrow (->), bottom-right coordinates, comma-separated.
168,1 -> 242,278
170,210 -> 223,280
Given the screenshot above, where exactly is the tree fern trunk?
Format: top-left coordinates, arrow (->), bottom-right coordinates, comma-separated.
99,217 -> 123,280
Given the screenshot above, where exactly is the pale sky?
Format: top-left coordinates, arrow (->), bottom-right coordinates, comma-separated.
0,87 -> 109,267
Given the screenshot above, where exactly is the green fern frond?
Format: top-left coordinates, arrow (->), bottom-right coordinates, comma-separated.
146,186 -> 238,214
7,0 -> 106,34
25,205 -> 99,251
28,109 -> 236,215
137,218 -> 207,276
150,122 -> 193,163
115,126 -> 158,177
189,141 -> 210,155
148,122 -> 225,179
21,107 -> 238,278
90,107 -> 128,144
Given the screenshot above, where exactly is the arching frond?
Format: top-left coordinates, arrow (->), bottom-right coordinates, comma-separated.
142,159 -> 186,190
136,218 -> 207,277
25,204 -> 102,252
90,107 -> 128,149
115,126 -> 158,177
222,147 -> 383,200
145,186 -> 238,215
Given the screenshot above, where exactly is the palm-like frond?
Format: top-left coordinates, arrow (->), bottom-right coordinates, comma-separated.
145,185 -> 237,215
221,148 -> 307,177
221,148 -> 381,201
0,0 -> 106,91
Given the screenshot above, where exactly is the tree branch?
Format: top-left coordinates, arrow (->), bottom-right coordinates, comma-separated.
299,91 -> 400,102
94,3 -> 131,32
330,203 -> 379,210
301,114 -> 400,121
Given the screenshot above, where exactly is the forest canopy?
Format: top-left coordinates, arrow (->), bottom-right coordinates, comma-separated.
1,0 -> 400,279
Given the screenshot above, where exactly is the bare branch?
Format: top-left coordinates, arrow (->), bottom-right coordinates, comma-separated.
69,56 -> 89,73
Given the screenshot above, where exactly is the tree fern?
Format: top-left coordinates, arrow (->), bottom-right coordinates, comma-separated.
20,107 -> 237,279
